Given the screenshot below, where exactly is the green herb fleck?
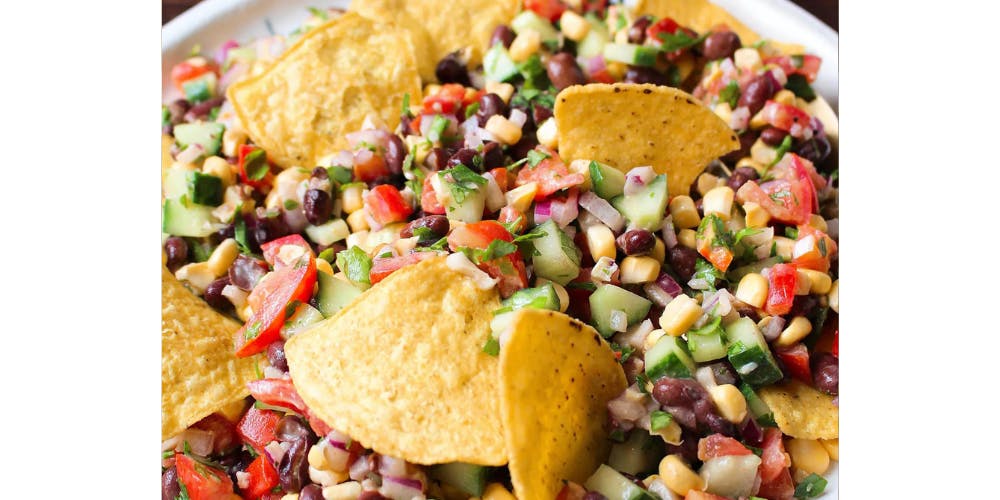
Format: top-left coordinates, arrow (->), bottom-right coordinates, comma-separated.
650,410 -> 673,431
719,80 -> 740,109
464,102 -> 480,119
401,92 -> 413,118
459,239 -> 518,264
440,164 -> 487,204
283,199 -> 300,210
793,474 -> 828,499
770,135 -> 794,168
610,342 -> 636,364
527,149 -> 550,168
427,114 -> 451,143
336,246 -> 373,285
784,227 -> 799,240
243,149 -> 269,181
733,227 -> 762,246
482,336 -> 500,356
657,31 -> 708,53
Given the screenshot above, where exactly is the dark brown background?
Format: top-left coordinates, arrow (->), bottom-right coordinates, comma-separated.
162,0 -> 838,31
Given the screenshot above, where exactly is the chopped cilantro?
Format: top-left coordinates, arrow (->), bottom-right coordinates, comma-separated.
414,236 -> 449,252
784,74 -> 816,102
793,474 -> 828,499
510,88 -> 555,110
459,239 -> 518,264
666,65 -> 682,87
634,372 -> 651,394
526,149 -> 550,168
501,217 -> 524,235
336,246 -> 373,285
401,92 -> 413,118
697,214 -> 735,250
427,114 -> 451,143
693,258 -> 725,291
207,106 -> 220,122
177,479 -> 191,500
243,149 -> 269,181
339,181 -> 366,193
719,80 -> 740,108
745,444 -> 764,456
244,321 -> 263,341
482,336 -> 500,356
440,164 -> 487,204
770,135 -> 794,168
516,54 -> 550,90
757,413 -> 777,427
327,165 -> 354,185
283,199 -> 299,210
464,102 -> 480,119
610,342 -> 636,364
649,410 -> 673,431
657,31 -> 708,53
162,105 -> 171,127
512,226 -> 547,243
307,6 -> 328,20
829,169 -> 839,184
733,227 -> 762,246
162,450 -> 175,459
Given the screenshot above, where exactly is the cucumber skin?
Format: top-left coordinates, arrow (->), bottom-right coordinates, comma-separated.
645,336 -> 695,380
589,284 -> 652,337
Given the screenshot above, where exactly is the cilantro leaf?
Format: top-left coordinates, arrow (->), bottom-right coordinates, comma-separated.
233,209 -> 252,254
335,246 -> 372,285
440,164 -> 486,204
650,410 -> 673,431
770,135 -> 794,168
459,239 -> 518,264
526,149 -> 550,168
692,258 -> 725,291
793,474 -> 828,499
657,31 -> 708,53
482,337 -> 500,356
610,342 -> 636,364
512,226 -> 547,243
401,92 -> 413,118
784,73 -> 816,102
283,199 -> 299,210
243,149 -> 268,181
719,80 -> 740,109
427,114 -> 451,143
516,54 -> 550,90
733,227 -> 762,246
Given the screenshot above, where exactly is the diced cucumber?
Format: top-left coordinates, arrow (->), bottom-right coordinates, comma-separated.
725,317 -> 783,386
603,43 -> 660,67
428,462 -> 488,496
281,303 -> 325,337
611,174 -> 669,231
224,46 -> 257,68
530,219 -> 582,285
187,171 -> 223,206
585,464 -> 657,500
510,10 -> 560,44
434,171 -> 486,223
316,272 -> 364,318
483,43 -> 519,83
608,430 -> 663,476
576,14 -> 610,59
163,167 -> 191,199
739,382 -> 776,426
174,122 -> 225,157
727,256 -> 782,282
305,219 -> 350,246
162,197 -> 215,237
589,284 -> 652,337
182,72 -> 217,103
686,316 -> 728,362
645,335 -> 695,380
497,283 -> 561,314
589,161 -> 627,200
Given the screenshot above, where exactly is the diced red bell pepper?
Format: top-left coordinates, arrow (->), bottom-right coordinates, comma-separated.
352,149 -> 391,183
645,17 -> 680,42
420,176 -> 446,215
774,343 -> 812,383
234,252 -> 316,357
765,263 -> 797,316
241,455 -> 279,499
514,147 -> 585,200
261,234 -> 315,270
236,406 -> 281,455
175,453 -> 239,500
365,184 -> 414,226
757,468 -> 795,500
697,434 -> 753,461
237,145 -> 273,189
370,252 -> 436,285
422,83 -> 468,116
524,0 -> 567,22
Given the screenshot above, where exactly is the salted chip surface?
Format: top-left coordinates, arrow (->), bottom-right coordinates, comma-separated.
634,0 -> 760,45
499,309 -> 627,499
350,0 -> 519,82
162,266 -> 260,440
226,12 -> 421,169
759,380 -> 839,440
285,256 -> 507,465
555,83 -> 739,196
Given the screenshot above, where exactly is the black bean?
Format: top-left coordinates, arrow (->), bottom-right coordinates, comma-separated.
583,492 -> 609,500
447,148 -> 479,170
251,212 -> 290,250
788,295 -> 819,319
490,25 -> 516,48
812,352 -> 838,395
303,189 -> 333,225
794,134 -> 832,165
652,377 -> 707,407
667,246 -> 700,282
384,134 -> 407,176
532,104 -> 553,126
278,437 -> 311,492
738,74 -> 779,115
400,215 -> 450,240
627,16 -> 653,44
424,147 -> 449,171
701,31 -> 742,60
481,141 -> 504,170
164,237 -> 189,271
507,134 -> 540,161
435,51 -> 471,86
310,166 -> 329,181
167,99 -> 190,125
696,398 -> 737,437
740,414 -> 765,447
161,466 -> 179,500
475,93 -> 507,127
185,96 -> 226,122
358,492 -> 390,500
616,229 -> 655,256
300,484 -> 324,500
623,66 -> 669,86
721,131 -> 758,165
664,429 -> 701,463
726,166 -> 759,192
275,415 -> 314,443
203,277 -> 232,311
218,449 -> 255,486
229,255 -> 269,291
267,340 -> 288,372
760,126 -> 789,146
546,52 -> 587,91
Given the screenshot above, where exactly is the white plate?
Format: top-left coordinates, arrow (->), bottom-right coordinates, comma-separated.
163,1 -> 838,497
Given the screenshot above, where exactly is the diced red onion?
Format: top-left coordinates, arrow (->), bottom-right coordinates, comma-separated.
768,67 -> 787,87
323,442 -> 353,472
381,476 -> 424,499
644,283 -> 674,308
214,39 -> 240,65
610,309 -> 628,332
688,278 -> 710,291
719,57 -> 737,79
576,209 -> 602,231
346,129 -> 391,151
549,189 -> 579,228
761,316 -> 785,342
592,256 -> 618,283
700,455 -> 762,498
353,148 -> 375,169
330,150 -> 354,168
695,366 -> 718,389
264,440 -> 289,465
283,206 -> 309,233
661,216 -> 678,249
179,428 -> 214,457
579,191 -> 624,232
508,108 -> 527,128
613,319 -> 653,351
461,118 -> 484,149
704,289 -> 734,316
534,199 -> 552,224
655,273 -> 684,298
623,166 -> 656,196
584,55 -> 607,77
218,61 -> 248,92
378,455 -> 409,477
349,454 -> 373,481
175,143 -> 204,163
810,115 -> 825,136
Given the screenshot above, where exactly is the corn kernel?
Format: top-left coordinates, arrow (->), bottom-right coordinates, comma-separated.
650,237 -> 665,264
709,384 -> 748,423
660,294 -> 703,336
308,444 -> 329,470
345,231 -> 369,253
536,117 -> 559,149
702,186 -> 735,221
484,115 -> 523,145
776,316 -> 812,347
733,47 -> 762,71
678,229 -> 697,249
820,439 -> 839,461
808,214 -> 828,232
207,238 -> 239,277
175,262 -> 215,294
404,135 -> 431,164
202,156 -> 236,187
505,182 -> 538,213
828,279 -> 839,313
749,109 -> 768,129
559,10 -> 590,41
485,81 -> 515,102
735,273 -> 768,308
658,455 -> 705,496
322,481 -> 362,500
651,418 -> 683,445
281,495 -> 299,500
482,483 -> 517,500
316,259 -> 335,276
605,60 -> 627,79
586,224 -> 616,262
669,195 -> 701,229
786,438 -> 830,475
643,329 -> 666,352
340,184 -> 365,215
713,102 -> 733,123
735,157 -> 768,176
569,159 -> 592,191
346,209 -> 370,233
222,129 -> 248,158
697,173 -> 724,196
750,138 -> 778,165
772,236 -> 795,260
800,269 -> 832,294
795,269 -> 812,296
508,30 -> 541,62
620,256 -> 661,284
774,89 -> 796,106
743,202 -> 770,228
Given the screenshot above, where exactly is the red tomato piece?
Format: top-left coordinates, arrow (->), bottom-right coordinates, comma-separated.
447,220 -> 514,250
554,481 -> 588,500
420,176 -> 446,215
764,54 -> 822,83
760,100 -> 813,137
241,455 -> 279,500
832,327 -> 839,358
580,0 -> 608,14
247,378 -> 333,436
236,407 -> 281,454
759,428 -> 792,483
765,263 -> 797,316
524,0 -> 566,22
736,179 -> 811,226
365,184 -> 414,226
422,83 -> 467,115
589,68 -> 616,84
352,150 -> 390,183
515,148 -> 585,200
685,492 -> 729,500
489,167 -> 509,192
234,253 -> 317,357
645,17 -> 680,42
697,434 -> 753,461
774,343 -> 812,383
370,252 -> 436,285
447,221 -> 527,298
498,206 -> 526,234
171,58 -> 218,91
175,453 -> 239,500
261,235 -> 315,270
482,255 -> 529,298
237,145 -> 273,189
793,225 -> 837,273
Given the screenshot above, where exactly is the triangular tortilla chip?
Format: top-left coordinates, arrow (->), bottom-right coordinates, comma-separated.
227,12 -> 422,169
350,0 -> 519,82
634,0 -> 761,45
759,380 -> 838,440
499,309 -> 628,499
285,256 -> 507,465
162,266 -> 260,440
554,83 -> 739,196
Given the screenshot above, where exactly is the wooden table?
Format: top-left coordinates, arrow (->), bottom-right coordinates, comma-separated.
162,0 -> 838,31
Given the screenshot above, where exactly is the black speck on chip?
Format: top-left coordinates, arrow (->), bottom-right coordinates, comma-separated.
614,87 -> 621,93
643,88 -> 652,94
593,334 -> 601,344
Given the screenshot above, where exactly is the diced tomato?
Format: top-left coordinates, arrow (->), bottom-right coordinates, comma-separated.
171,58 -> 218,91
764,54 -> 822,83
241,455 -> 279,499
447,221 -> 528,297
589,68 -> 616,84
759,428 -> 792,483
554,481 -> 588,500
422,83 -> 467,116
175,453 -> 239,500
261,235 -> 315,270
695,217 -> 735,272
759,100 -> 813,138
765,263 -> 797,316
515,148 -> 585,200
646,17 -> 681,42
580,0 -> 608,14
697,434 -> 753,461
191,413 -> 240,456
353,150 -> 391,183
248,378 -> 334,437
234,252 -> 316,357
685,492 -> 729,500
481,255 -> 529,298
237,145 -> 273,189
524,0 -> 566,22
774,343 -> 812,383
365,184 -> 414,226
489,167 -> 509,192
421,176 -> 446,215
833,326 -> 839,358
370,252 -> 436,285
447,220 -> 514,249
793,225 -> 837,273
236,407 -> 281,455
498,206 -> 526,234
736,178 -> 811,226
757,468 -> 795,500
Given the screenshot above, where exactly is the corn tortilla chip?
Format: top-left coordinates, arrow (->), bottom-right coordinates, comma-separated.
554,83 -> 739,196
285,256 -> 507,465
758,380 -> 838,440
350,0 -> 519,82
227,12 -> 422,169
162,266 -> 261,440
634,0 -> 760,45
499,309 -> 627,499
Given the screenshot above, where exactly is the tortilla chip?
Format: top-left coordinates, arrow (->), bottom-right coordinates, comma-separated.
226,12 -> 422,169
499,309 -> 627,499
285,256 -> 507,465
162,267 -> 260,440
758,380 -> 838,440
633,0 -> 760,45
350,0 -> 519,82
554,83 -> 739,196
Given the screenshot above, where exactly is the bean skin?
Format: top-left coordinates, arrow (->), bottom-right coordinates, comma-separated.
490,25 -> 515,48
721,131 -> 758,165
303,189 -> 333,225
812,352 -> 838,395
546,52 -> 587,90
667,246 -> 700,282
760,126 -> 789,146
203,277 -> 232,311
161,467 -> 179,500
267,340 -> 288,372
623,66 -> 669,86
726,166 -> 759,192
278,437 -> 310,492
434,51 -> 471,86
475,93 -> 507,126
299,485 -> 324,500
627,16 -> 653,44
384,134 -> 407,176
164,237 -> 189,271
738,74 -> 780,115
701,31 -> 742,60
616,229 -> 656,256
